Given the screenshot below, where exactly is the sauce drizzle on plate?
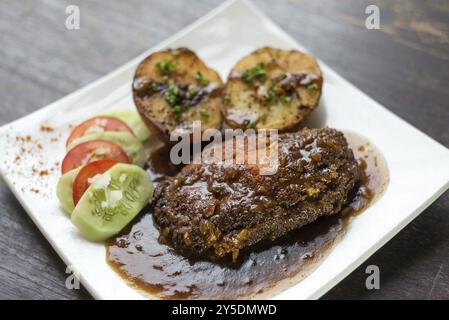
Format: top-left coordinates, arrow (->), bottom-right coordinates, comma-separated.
106,131 -> 389,299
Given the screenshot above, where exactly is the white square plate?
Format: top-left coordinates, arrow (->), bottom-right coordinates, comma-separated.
1,0 -> 449,300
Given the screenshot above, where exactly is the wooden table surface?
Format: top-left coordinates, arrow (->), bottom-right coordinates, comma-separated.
1,0 -> 448,300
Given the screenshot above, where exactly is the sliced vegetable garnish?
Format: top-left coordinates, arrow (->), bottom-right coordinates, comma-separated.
61,139 -> 129,174
66,116 -> 135,147
67,131 -> 146,168
71,163 -> 153,242
56,167 -> 81,215
98,108 -> 151,141
72,160 -> 118,206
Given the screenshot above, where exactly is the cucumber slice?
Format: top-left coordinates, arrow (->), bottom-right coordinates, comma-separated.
56,167 -> 81,215
99,108 -> 151,141
71,163 -> 153,241
68,131 -> 147,167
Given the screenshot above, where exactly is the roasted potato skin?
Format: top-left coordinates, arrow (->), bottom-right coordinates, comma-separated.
222,47 -> 323,132
133,48 -> 223,143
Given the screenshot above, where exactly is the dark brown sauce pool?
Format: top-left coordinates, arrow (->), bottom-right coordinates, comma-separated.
106,132 -> 389,299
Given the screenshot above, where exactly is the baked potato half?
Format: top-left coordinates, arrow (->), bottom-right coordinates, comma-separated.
133,48 -> 223,142
222,47 -> 323,131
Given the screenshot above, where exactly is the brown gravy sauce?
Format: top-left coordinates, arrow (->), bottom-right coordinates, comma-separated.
106,131 -> 389,299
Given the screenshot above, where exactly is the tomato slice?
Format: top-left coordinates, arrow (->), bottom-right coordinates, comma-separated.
61,139 -> 129,174
66,116 -> 135,147
72,159 -> 118,205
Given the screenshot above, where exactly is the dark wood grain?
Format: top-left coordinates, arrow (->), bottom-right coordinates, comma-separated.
0,0 -> 448,300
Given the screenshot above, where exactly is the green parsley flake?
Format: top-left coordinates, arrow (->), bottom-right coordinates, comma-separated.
199,107 -> 209,118
280,95 -> 292,105
164,85 -> 181,106
224,95 -> 232,105
195,71 -> 210,86
242,63 -> 266,84
189,87 -> 199,96
306,83 -> 319,93
156,60 -> 175,76
243,119 -> 256,128
267,90 -> 277,102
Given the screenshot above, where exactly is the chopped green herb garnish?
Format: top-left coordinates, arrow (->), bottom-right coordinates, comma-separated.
156,60 -> 175,76
172,105 -> 181,113
195,71 -> 210,86
306,83 -> 319,93
151,82 -> 158,91
224,95 -> 232,105
188,87 -> 199,96
164,85 -> 181,106
267,90 -> 277,102
280,95 -> 292,105
199,106 -> 209,118
242,63 -> 266,84
243,119 -> 256,128
259,113 -> 268,124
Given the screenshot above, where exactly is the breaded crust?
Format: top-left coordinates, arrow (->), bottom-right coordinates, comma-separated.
152,128 -> 359,260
